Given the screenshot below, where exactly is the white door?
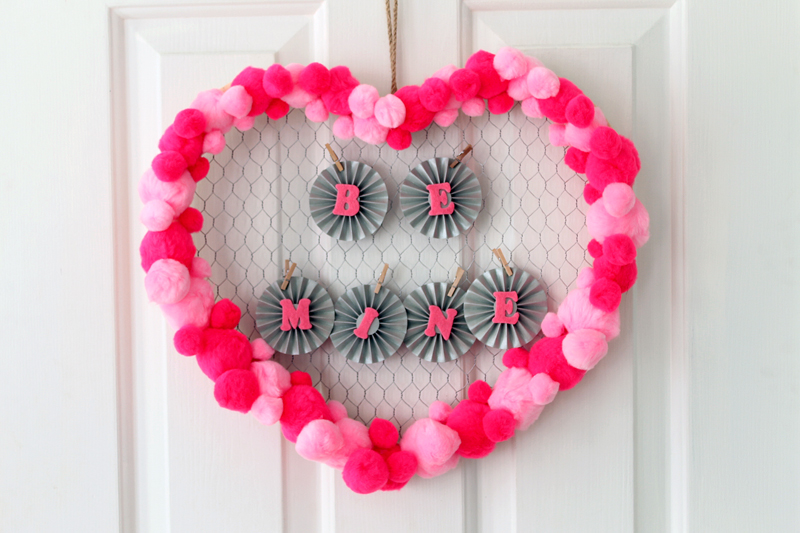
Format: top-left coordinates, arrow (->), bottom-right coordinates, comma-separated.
3,1 -> 798,532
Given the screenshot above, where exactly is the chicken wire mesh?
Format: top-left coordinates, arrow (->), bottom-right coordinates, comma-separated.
193,106 -> 591,431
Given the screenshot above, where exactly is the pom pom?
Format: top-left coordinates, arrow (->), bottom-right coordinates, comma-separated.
461,97 -> 485,117
202,130 -> 225,155
590,126 -> 622,159
145,258 -> 191,304
565,147 -> 589,174
139,221 -> 196,272
280,382 -> 333,442
265,99 -> 290,120
502,347 -> 529,369
587,198 -> 650,248
173,109 -> 207,139
298,62 -> 331,95
527,67 -> 560,99
493,47 -> 528,80
446,399 -> 493,458
429,401 -> 452,423
252,395 -> 283,425
219,85 -> 253,118
332,115 -> 355,139
304,98 -> 329,122
152,151 -> 188,182
433,108 -> 459,127
527,335 -> 586,390
140,200 -> 174,232
353,116 -> 389,145
178,207 -> 203,233
321,66 -> 359,115
189,157 -> 210,182
174,325 -> 204,355
602,183 -> 636,217
327,400 -> 348,422
603,234 -> 637,265
520,97 -> 543,118
589,278 -> 622,312
419,77 -> 451,112
584,183 -> 602,205
468,380 -> 492,404
558,288 -> 620,340
196,328 -> 252,381
251,338 -> 275,361
231,66 -> 271,116
394,85 -> 435,132
348,84 -> 379,118
190,257 -> 212,278
400,418 -> 461,478
386,128 -> 412,150
291,371 -> 313,387
296,419 -> 344,461
210,298 -> 241,329
562,329 -> 609,371
565,95 -> 594,128
488,92 -> 515,114
483,409 -> 516,443
214,369 -> 260,413
160,277 -> 214,330
449,68 -> 481,102
465,50 -> 508,99
159,126 -> 203,165
386,451 -> 418,484
369,418 -> 399,449
374,94 -> 406,128
537,79 -> 583,124
529,373 -> 559,405
262,64 -> 293,98
343,449 -> 389,494
541,312 -> 566,337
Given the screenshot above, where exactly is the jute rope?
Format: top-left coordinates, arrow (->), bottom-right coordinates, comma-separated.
385,0 -> 398,93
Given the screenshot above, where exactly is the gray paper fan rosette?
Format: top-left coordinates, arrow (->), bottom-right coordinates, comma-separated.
463,268 -> 548,349
331,284 -> 408,364
403,282 -> 475,363
400,157 -> 483,239
309,161 -> 389,241
256,276 -> 334,355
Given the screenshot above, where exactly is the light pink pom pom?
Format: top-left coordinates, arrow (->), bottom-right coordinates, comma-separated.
348,84 -> 380,119
541,312 -> 566,337
332,115 -> 355,139
160,277 -> 214,329
219,85 -> 253,118
296,419 -> 344,462
139,168 -> 196,214
400,418 -> 461,478
433,108 -> 459,127
602,183 -> 637,217
374,94 -> 406,129
145,258 -> 191,304
521,97 -> 543,118
527,67 -> 560,99
494,47 -> 528,80
234,115 -> 255,131
327,400 -> 348,422
251,338 -> 275,361
252,395 -> 283,425
429,401 -> 453,423
140,200 -> 175,232
461,97 -> 485,117
576,267 -> 597,289
549,123 -> 567,146
528,373 -> 559,405
354,116 -> 389,145
562,329 -> 609,370
203,130 -> 226,155
305,98 -> 329,122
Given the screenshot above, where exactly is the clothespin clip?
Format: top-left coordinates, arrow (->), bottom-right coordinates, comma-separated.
325,143 -> 344,172
493,248 -> 513,276
448,267 -> 465,297
374,264 -> 389,294
450,144 -> 473,168
281,262 -> 297,290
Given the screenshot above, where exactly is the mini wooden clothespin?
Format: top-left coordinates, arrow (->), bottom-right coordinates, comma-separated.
448,267 -> 465,297
325,143 -> 344,172
493,248 -> 513,276
374,264 -> 389,294
450,144 -> 473,168
281,262 -> 297,290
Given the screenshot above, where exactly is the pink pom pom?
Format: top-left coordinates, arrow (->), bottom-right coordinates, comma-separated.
262,64 -> 293,98
565,147 -> 589,173
251,338 -> 275,361
387,451 -> 418,484
139,221 -> 196,272
174,325 -> 204,356
493,47 -> 528,80
214,369 -> 260,413
419,77 -> 451,112
565,95 -> 594,128
140,200 -> 175,232
202,130 -> 226,155
160,277 -> 214,330
502,347 -> 529,368
400,418 -> 461,478
461,97 -> 485,117
145,258 -> 191,304
321,66 -> 359,115
483,409 -> 516,442
558,288 -> 620,339
465,50 -> 508,99
195,328 -> 251,380
265,99 -> 290,120
304,98 -> 329,122
369,418 -> 399,449
429,401 -> 452,423
178,207 -> 203,233
332,115 -> 354,140
159,126 -> 203,165
296,419 -> 344,461
541,312 -> 566,337
449,68 -> 481,102
327,400 -> 348,422
549,123 -> 567,146
527,67 -> 560,99
219,85 -> 253,118
527,336 -> 585,391
488,92 -> 515,114
348,84 -> 379,118
562,329 -> 609,371
433,108 -> 459,127
209,299 -> 240,329
590,126 -> 622,159
587,198 -> 649,248
353,116 -> 389,145
584,183 -> 602,205
538,79 -> 583,123
394,85 -> 435,132
252,395 -> 283,425
188,157 -> 210,182
603,234 -> 637,265
468,381 -> 492,404
190,257 -> 212,278
589,278 -> 622,312
374,94 -> 406,128
520,97 -> 543,118
232,66 -> 272,116
528,373 -> 559,405
152,151 -> 188,182
298,62 -> 331,95
386,128 -> 412,150
576,267 -> 596,289
343,449 -> 389,494
602,183 -> 636,217
173,109 -> 207,139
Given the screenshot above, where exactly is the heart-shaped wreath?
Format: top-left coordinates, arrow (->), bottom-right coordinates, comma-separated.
138,47 -> 649,494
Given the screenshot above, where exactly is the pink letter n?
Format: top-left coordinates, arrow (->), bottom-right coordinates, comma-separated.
492,291 -> 519,325
280,298 -> 312,331
426,183 -> 455,216
332,184 -> 360,216
425,306 -> 458,340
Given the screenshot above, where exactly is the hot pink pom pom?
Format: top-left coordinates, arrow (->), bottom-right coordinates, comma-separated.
251,338 -> 275,361
159,126 -> 203,165
603,234 -> 637,265
483,409 -> 516,443
527,336 -> 585,390
140,200 -> 174,232
354,116 -> 389,145
419,77 -> 451,112
488,92 -> 515,114
231,66 -> 272,116
374,94 -> 406,128
262,64 -> 293,98
252,395 -> 283,425
190,257 -> 212,278
296,419 -> 344,461
429,401 -> 452,423
152,151 -> 188,182
174,109 -> 207,139
139,168 -> 196,217
251,360 -> 291,397
502,347 -> 529,368
178,207 -> 203,233
321,66 -> 359,115
394,85 -> 435,132
468,380 -> 492,404
139,221 -> 196,272
565,147 -> 589,173
386,451 -> 418,484
195,328 -> 251,380
465,50 -> 508,99
602,182 -> 636,217
528,373 -> 559,405
369,418 -> 399,449
386,128 -> 412,150
541,312 -> 566,337
565,95 -> 594,128
558,288 -> 620,340
265,99 -> 290,120
327,400 -> 348,422
174,325 -> 204,356
449,68 -> 481,102
461,97 -> 485,117
433,108 -> 459,127
527,67 -> 560,99
538,79 -> 583,124
161,277 -> 214,330
589,278 -> 622,312
400,418 -> 461,478
145,258 -> 191,304
209,299 -> 240,329
343,449 -> 390,494
298,62 -> 331,95
332,115 -> 354,139
493,47 -> 528,80
348,84 -> 379,118
214,369 -> 260,413
304,98 -> 329,122
202,130 -> 225,155
189,157 -> 210,182
562,329 -> 609,371
520,96 -> 543,118
219,85 -> 253,118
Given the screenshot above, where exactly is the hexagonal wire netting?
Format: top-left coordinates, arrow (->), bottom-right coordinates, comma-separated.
194,106 -> 591,431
